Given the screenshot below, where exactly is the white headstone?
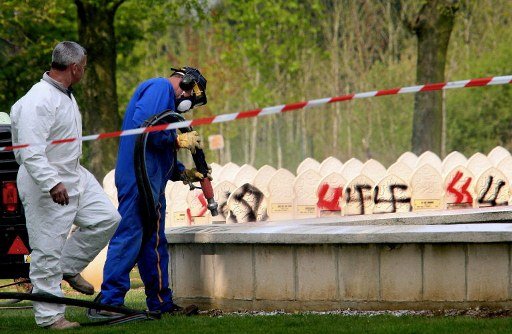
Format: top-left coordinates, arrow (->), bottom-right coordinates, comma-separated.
466,152 -> 493,179
212,180 -> 237,223
343,174 -> 375,215
373,174 -> 411,214
488,146 -> 511,166
474,167 -> 509,208
267,168 -> 295,221
296,157 -> 321,175
410,164 -> 444,211
443,166 -> 475,209
441,151 -> 467,176
294,169 -> 322,218
186,188 -> 211,225
340,158 -> 363,182
252,165 -> 277,197
165,181 -> 177,228
234,164 -> 258,188
497,156 -> 512,192
360,159 -> 387,184
397,151 -> 418,169
102,169 -> 118,208
416,151 -> 442,171
217,162 -> 240,183
387,161 -> 413,182
316,172 -> 346,216
166,181 -> 190,227
319,157 -> 344,176
210,162 -> 223,185
226,184 -> 268,224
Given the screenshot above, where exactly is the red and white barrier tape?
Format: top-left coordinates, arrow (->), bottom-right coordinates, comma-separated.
2,75 -> 511,152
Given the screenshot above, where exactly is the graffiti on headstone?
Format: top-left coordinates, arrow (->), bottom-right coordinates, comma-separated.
186,189 -> 209,224
373,175 -> 411,214
445,168 -> 474,209
226,183 -> 268,223
477,175 -> 508,207
344,175 -> 374,215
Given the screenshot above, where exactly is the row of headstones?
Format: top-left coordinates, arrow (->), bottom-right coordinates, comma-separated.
102,146 -> 512,226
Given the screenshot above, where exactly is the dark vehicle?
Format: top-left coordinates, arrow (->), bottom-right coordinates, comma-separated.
0,114 -> 30,279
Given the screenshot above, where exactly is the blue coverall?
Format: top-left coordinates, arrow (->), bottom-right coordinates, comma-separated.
100,78 -> 184,312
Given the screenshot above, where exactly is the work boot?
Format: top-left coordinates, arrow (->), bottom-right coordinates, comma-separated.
63,274 -> 94,295
87,292 -> 124,320
166,303 -> 199,316
45,316 -> 80,330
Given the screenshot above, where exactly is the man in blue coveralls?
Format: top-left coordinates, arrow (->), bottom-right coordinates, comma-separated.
89,67 -> 208,318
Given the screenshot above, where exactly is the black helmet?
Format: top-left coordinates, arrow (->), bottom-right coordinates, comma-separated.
171,66 -> 207,112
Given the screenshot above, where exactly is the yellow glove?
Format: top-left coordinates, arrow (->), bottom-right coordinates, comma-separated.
181,167 -> 212,185
176,131 -> 202,154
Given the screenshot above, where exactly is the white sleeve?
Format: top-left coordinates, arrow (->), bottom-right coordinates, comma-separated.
11,93 -> 62,192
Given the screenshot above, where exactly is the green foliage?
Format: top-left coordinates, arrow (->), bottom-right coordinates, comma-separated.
0,0 -> 77,112
446,0 -> 512,157
0,0 -> 511,171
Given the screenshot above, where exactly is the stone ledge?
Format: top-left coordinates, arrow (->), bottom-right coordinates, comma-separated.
167,206 -> 512,244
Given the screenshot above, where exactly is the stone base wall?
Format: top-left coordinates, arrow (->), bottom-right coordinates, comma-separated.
169,242 -> 512,311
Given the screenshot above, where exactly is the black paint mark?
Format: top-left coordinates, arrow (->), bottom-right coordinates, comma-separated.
477,175 -> 508,206
374,184 -> 411,213
227,184 -> 268,223
346,184 -> 372,214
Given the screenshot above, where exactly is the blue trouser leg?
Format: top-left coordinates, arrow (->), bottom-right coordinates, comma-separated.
100,196 -> 143,306
137,197 -> 174,312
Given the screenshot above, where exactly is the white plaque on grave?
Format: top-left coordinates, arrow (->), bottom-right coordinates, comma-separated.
212,180 -> 237,223
397,151 -> 418,169
441,151 -> 467,176
488,146 -> 511,166
387,161 -> 413,182
344,175 -> 375,215
443,166 -> 475,209
296,157 -> 321,175
410,164 -> 444,211
102,169 -> 118,208
217,162 -> 240,183
167,182 -> 190,227
316,172 -> 346,216
253,165 -> 277,197
361,159 -> 387,183
267,168 -> 295,220
234,164 -> 258,188
340,158 -> 363,183
294,169 -> 322,218
474,167 -> 509,208
373,174 -> 411,214
319,157 -> 343,176
466,152 -> 493,179
416,151 -> 442,171
187,188 -> 211,225
226,184 -> 267,223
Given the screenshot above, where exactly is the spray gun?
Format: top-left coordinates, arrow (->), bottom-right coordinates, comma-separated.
134,110 -> 218,241
180,133 -> 219,217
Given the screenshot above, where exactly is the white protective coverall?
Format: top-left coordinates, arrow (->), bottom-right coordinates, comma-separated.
10,74 -> 121,327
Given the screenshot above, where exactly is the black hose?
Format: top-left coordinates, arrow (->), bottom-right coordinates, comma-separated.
134,110 -> 193,243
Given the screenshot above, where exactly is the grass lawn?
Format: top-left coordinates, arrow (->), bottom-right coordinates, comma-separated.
2,276 -> 512,334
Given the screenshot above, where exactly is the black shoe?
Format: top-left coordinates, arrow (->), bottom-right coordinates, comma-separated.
166,303 -> 199,316
87,293 -> 124,320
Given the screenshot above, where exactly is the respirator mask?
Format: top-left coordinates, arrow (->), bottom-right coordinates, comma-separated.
171,66 -> 207,113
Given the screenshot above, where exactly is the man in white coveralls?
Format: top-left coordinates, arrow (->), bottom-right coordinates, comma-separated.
10,41 -> 121,330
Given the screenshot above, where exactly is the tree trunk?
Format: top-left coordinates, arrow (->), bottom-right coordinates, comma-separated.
411,0 -> 459,155
75,0 -> 123,179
